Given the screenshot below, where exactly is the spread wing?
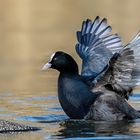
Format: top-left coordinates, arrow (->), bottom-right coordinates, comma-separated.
75,16 -> 123,85
95,32 -> 140,99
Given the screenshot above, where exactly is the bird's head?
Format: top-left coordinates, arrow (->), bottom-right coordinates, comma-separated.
42,51 -> 78,74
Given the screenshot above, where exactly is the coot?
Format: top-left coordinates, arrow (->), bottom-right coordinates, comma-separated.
43,16 -> 140,121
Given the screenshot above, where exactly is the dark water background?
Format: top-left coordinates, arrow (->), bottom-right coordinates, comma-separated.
0,0 -> 140,139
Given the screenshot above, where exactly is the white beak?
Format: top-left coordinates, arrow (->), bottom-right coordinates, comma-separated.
42,63 -> 52,70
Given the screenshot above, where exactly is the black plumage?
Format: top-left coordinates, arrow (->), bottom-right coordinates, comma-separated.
43,17 -> 140,121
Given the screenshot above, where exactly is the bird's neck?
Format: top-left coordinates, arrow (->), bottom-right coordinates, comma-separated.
59,60 -> 79,75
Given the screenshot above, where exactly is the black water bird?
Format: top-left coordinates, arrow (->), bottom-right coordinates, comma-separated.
43,16 -> 140,121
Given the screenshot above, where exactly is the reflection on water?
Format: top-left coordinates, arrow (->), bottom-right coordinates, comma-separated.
0,91 -> 140,139
0,0 -> 140,139
57,120 -> 134,138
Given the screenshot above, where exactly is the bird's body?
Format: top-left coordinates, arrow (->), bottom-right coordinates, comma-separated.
57,69 -> 139,121
58,72 -> 101,119
43,16 -> 140,121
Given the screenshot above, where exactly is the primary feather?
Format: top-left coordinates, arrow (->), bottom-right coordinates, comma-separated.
75,16 -> 123,85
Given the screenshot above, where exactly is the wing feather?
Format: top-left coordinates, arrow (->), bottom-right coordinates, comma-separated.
75,17 -> 123,85
95,32 -> 140,99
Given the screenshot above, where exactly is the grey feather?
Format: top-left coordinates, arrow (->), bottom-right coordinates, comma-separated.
95,48 -> 134,99
95,31 -> 140,99
85,92 -> 140,121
